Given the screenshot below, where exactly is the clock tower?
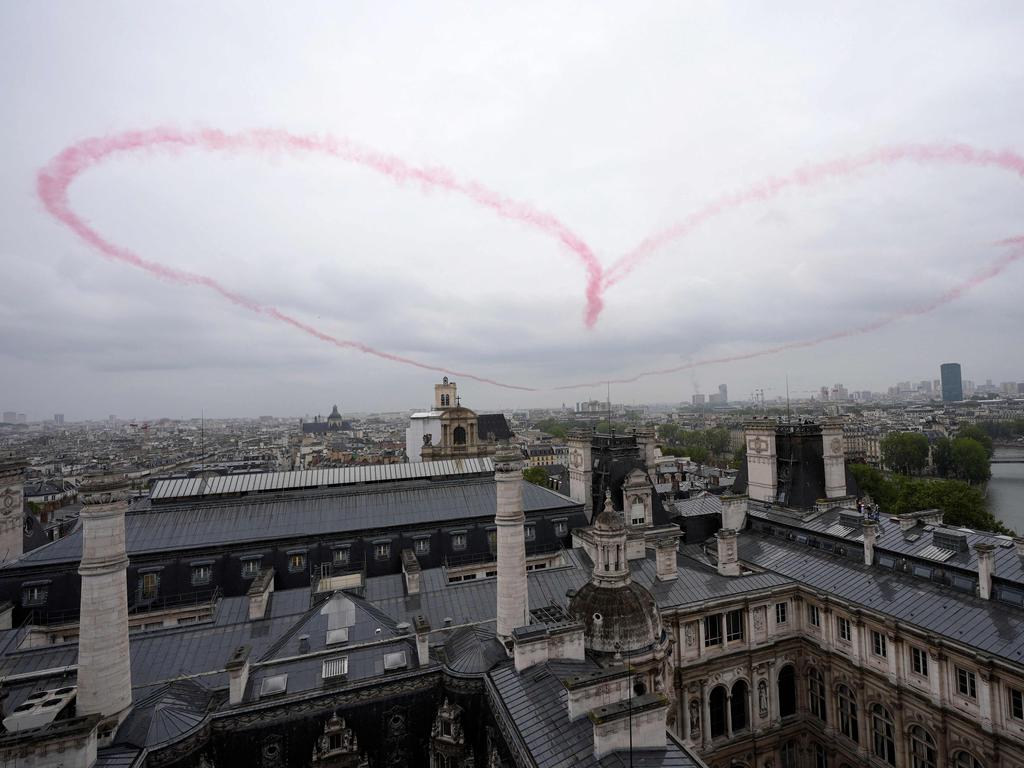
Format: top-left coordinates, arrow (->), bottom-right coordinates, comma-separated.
0,454 -> 26,563
567,430 -> 593,516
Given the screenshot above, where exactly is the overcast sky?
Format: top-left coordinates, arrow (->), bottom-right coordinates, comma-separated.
2,2 -> 1022,420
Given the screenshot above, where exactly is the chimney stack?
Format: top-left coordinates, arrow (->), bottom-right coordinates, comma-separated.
225,646 -> 251,705
975,542 -> 996,600
76,474 -> 133,733
862,521 -> 877,566
822,418 -> 848,499
716,528 -> 740,576
414,615 -> 431,666
495,446 -> 528,644
654,538 -> 678,581
721,494 -> 748,531
1014,537 -> 1024,559
743,422 -> 777,503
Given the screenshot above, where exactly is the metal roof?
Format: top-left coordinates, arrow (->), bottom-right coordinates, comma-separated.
737,534 -> 1024,665
150,458 -> 496,501
12,478 -> 578,566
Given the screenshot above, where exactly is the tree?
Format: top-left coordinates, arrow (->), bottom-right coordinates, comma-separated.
522,466 -> 549,486
958,425 -> 994,459
730,443 -> 747,470
949,437 -> 991,485
932,437 -> 954,478
881,433 -> 929,475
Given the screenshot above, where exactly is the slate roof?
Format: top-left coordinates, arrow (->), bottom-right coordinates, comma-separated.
118,679 -> 213,750
671,495 -> 722,518
737,534 -> 1024,665
478,413 -> 514,442
487,660 -> 700,768
440,624 -> 507,675
10,478 -> 578,567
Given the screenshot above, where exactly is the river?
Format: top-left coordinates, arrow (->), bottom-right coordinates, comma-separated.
989,446 -> 1024,533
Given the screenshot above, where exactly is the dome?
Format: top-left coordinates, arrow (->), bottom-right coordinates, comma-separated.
568,580 -> 663,655
594,491 -> 625,532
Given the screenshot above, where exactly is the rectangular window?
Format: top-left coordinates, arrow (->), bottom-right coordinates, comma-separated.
374,542 -> 391,560
837,616 -> 852,642
726,609 -> 744,642
631,502 -> 646,526
911,646 -> 929,677
1009,688 -> 1024,720
191,564 -> 212,586
23,584 -> 48,606
333,547 -> 350,565
807,604 -> 821,628
554,520 -> 567,537
524,524 -> 536,542
241,558 -> 261,578
451,532 -> 467,550
775,602 -> 788,625
487,529 -> 497,550
414,537 -> 430,555
957,667 -> 977,699
871,630 -> 887,658
288,552 -> 307,572
704,614 -> 723,647
140,572 -> 160,600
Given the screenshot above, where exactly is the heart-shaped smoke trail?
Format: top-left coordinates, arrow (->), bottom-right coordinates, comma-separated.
37,129 -> 1024,391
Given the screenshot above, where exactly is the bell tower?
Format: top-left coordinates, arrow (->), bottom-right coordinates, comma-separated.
434,377 -> 457,410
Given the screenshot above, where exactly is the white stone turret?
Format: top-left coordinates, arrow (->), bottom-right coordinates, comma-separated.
567,431 -> 593,513
0,454 -> 27,564
495,446 -> 528,643
744,422 -> 777,503
822,418 -> 847,499
76,474 -> 133,735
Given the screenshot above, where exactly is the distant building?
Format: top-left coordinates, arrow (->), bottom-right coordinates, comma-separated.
302,404 -> 352,435
692,394 -> 706,406
53,413 -> 64,425
941,362 -> 963,402
718,383 -> 727,403
405,378 -> 513,462
1,412 -> 14,424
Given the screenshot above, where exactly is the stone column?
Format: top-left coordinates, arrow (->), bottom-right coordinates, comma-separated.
979,667 -> 994,733
76,474 -> 133,728
495,447 -> 528,643
700,679 -> 712,749
927,649 -> 942,707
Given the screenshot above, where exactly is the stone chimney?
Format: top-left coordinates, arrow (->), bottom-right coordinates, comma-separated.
0,454 -> 27,564
716,528 -> 740,576
822,418 -> 848,499
247,568 -> 275,620
975,542 -> 996,600
401,549 -> 421,596
654,538 -> 677,581
721,494 -> 748,531
495,446 -> 528,643
225,646 -> 251,705
76,473 -> 133,733
1014,537 -> 1024,558
414,615 -> 431,666
862,521 -> 877,566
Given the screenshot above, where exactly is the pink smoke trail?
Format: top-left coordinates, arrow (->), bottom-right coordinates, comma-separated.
555,240 -> 1024,390
605,143 -> 1024,288
37,128 -> 607,391
36,130 -> 1024,391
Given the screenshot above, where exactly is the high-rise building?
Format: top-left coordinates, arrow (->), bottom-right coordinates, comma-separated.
1,412 -> 14,424
54,413 -> 64,425
692,393 -> 706,406
718,384 -> 728,404
940,362 -> 963,402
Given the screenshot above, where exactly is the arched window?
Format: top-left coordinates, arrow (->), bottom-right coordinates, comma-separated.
813,742 -> 828,768
870,703 -> 896,766
780,740 -> 798,768
731,679 -> 749,732
952,751 -> 984,768
808,668 -> 827,722
778,665 -> 797,718
453,425 -> 466,445
837,684 -> 859,743
709,685 -> 728,738
909,725 -> 937,768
